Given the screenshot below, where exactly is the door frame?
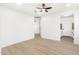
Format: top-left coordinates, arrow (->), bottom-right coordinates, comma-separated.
34,16 -> 41,36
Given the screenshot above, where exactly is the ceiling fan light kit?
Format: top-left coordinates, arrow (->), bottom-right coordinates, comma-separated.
37,3 -> 52,12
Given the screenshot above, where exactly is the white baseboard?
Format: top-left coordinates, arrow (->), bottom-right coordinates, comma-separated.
2,36 -> 34,48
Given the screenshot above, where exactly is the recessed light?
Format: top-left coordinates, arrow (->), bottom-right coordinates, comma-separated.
17,2 -> 22,5
66,3 -> 71,7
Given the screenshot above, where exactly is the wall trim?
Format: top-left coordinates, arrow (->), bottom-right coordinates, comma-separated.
1,36 -> 34,48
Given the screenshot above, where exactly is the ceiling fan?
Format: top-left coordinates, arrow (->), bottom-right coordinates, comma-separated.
37,3 -> 52,12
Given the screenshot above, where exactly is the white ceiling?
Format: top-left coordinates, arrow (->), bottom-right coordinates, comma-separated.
0,3 -> 79,16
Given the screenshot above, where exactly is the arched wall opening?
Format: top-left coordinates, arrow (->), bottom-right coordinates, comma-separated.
60,14 -> 74,43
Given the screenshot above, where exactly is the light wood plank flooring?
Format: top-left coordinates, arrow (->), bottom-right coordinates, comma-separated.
2,34 -> 79,55
61,36 -> 74,43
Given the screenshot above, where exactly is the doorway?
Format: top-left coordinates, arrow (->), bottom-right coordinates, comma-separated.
34,16 -> 41,39
60,15 -> 74,43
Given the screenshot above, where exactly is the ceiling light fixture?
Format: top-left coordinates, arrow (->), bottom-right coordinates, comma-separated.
66,3 -> 71,7
17,2 -> 22,5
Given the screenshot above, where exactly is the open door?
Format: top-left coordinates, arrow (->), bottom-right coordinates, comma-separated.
34,16 -> 41,38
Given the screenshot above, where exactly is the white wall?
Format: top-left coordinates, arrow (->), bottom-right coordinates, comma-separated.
0,6 -> 34,48
0,6 -> 1,54
41,14 -> 60,41
74,11 -> 79,44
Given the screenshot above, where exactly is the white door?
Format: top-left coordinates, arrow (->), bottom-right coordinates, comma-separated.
34,17 -> 41,34
61,16 -> 73,37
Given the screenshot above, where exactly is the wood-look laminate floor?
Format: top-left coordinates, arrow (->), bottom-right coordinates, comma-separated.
2,34 -> 79,55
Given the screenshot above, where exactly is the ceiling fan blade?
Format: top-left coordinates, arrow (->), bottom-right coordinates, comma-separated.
45,9 -> 48,12
45,7 -> 52,9
36,7 -> 42,9
40,9 -> 42,12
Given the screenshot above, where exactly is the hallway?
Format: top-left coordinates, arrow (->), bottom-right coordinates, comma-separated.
2,34 -> 79,55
